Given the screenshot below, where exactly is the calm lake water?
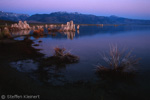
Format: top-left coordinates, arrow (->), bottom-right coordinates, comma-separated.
11,25 -> 150,85
6,25 -> 150,99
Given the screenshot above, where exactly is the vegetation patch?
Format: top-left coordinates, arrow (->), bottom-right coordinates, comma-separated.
40,47 -> 79,67
96,45 -> 140,79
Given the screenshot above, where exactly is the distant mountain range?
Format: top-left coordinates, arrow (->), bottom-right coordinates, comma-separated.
0,11 -> 150,24
0,11 -> 29,22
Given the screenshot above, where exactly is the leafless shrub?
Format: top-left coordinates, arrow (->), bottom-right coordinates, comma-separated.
97,44 -> 140,74
53,47 -> 79,63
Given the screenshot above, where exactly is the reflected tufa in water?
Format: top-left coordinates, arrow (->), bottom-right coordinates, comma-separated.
11,30 -> 31,37
77,30 -> 80,34
77,25 -> 80,30
64,31 -> 75,40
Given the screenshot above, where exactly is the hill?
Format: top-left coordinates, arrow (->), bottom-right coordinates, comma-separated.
0,11 -> 29,22
1,11 -> 150,25
27,12 -> 150,24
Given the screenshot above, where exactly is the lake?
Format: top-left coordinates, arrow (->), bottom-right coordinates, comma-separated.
5,25 -> 150,99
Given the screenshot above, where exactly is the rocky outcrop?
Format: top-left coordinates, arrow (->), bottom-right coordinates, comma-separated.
33,28 -> 44,36
47,21 -> 77,32
77,25 -> 80,30
36,25 -> 44,29
45,24 -> 48,28
60,21 -> 76,32
11,21 -> 30,30
3,27 -> 11,38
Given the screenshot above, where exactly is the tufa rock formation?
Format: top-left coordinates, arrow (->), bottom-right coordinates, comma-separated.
11,21 -> 30,30
77,25 -> 80,30
3,27 -> 11,38
60,21 -> 76,31
47,21 -> 78,32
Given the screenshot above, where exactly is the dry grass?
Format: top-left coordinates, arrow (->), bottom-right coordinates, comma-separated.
53,47 -> 79,63
96,45 -> 140,76
54,47 -> 66,57
39,47 -> 79,68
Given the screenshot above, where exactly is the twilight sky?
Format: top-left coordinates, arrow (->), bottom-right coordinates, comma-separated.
0,0 -> 150,20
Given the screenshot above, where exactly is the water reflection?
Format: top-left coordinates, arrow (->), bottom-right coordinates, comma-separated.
46,31 -> 77,40
10,59 -> 69,85
38,25 -> 150,40
9,25 -> 150,85
32,35 -> 45,39
10,60 -> 38,72
64,32 -> 75,40
77,30 -> 80,34
6,25 -> 150,100
11,30 -> 31,37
